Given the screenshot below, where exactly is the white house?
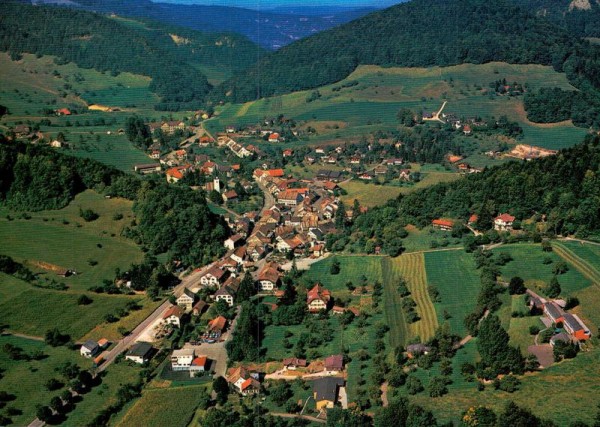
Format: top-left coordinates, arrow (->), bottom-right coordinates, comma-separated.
163,305 -> 184,328
80,340 -> 99,358
125,342 -> 154,364
200,266 -> 228,286
224,234 -> 244,250
215,285 -> 236,307
494,213 -> 515,231
257,263 -> 280,291
177,288 -> 195,311
171,348 -> 195,371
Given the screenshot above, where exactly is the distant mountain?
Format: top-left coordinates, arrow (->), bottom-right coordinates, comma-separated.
31,0 -> 381,50
217,0 -> 583,103
0,2 -> 262,110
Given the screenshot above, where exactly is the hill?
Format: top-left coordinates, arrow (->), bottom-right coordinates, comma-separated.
217,0 -> 582,103
0,1 -> 260,110
518,0 -> 600,37
41,0 -> 378,50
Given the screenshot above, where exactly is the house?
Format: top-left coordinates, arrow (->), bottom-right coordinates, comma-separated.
468,214 -> 478,226
165,165 -> 190,183
80,340 -> 100,358
223,190 -> 238,202
550,332 -> 571,347
313,377 -> 345,410
150,149 -> 161,160
214,282 -> 237,307
406,343 -> 432,358
268,132 -> 280,143
311,244 -> 324,257
374,165 -> 388,175
192,300 -> 208,317
399,169 -> 411,181
307,284 -> 331,313
463,124 -> 473,135
308,227 -> 324,242
133,163 -> 161,175
49,140 -> 62,148
358,172 -> 374,181
277,190 -> 304,206
125,342 -> 154,364
227,367 -> 260,395
200,266 -> 228,286
225,234 -> 244,250
163,305 -> 184,328
231,247 -> 246,265
162,120 -> 186,135
14,125 -> 30,137
332,306 -> 346,315
177,288 -> 196,311
494,213 -> 515,231
543,302 -> 565,325
282,358 -> 307,370
432,219 -> 455,231
171,348 -> 195,371
56,108 -> 71,116
283,149 -> 293,157
257,263 -> 280,291
189,356 -> 209,374
324,354 -> 344,372
208,315 -> 227,336
562,313 -> 591,340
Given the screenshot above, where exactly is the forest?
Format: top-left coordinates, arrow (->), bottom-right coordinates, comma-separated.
0,141 -> 226,266
334,134 -> 600,255
0,2 -> 259,111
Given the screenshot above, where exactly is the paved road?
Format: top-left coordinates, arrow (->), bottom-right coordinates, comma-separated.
256,180 -> 276,216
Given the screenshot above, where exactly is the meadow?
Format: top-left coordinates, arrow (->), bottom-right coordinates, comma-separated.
211,62 -> 587,151
115,384 -> 210,427
0,335 -> 87,426
424,249 -> 481,337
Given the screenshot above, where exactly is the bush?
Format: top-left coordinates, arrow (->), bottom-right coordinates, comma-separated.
406,375 -> 423,395
79,208 -> 99,222
529,325 -> 540,335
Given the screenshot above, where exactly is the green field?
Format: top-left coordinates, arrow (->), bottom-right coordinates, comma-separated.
0,273 -> 141,340
212,62 -> 587,151
381,258 -> 410,349
385,254 -> 438,343
424,250 -> 481,337
0,335 -> 88,426
0,191 -> 144,293
115,384 -> 209,427
493,243 -> 591,295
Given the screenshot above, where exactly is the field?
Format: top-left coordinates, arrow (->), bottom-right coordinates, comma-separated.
0,273 -> 141,340
493,243 -> 591,295
409,347 -> 600,426
115,384 -> 209,427
0,335 -> 87,426
0,191 -> 144,293
384,254 -> 438,343
210,62 -> 588,151
424,249 -> 481,337
401,225 -> 463,253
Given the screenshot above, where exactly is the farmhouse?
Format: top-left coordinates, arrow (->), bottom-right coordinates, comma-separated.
223,190 -> 238,202
171,348 -> 195,371
163,305 -> 184,328
177,288 -> 196,311
192,300 -> 208,317
165,165 -> 191,183
494,213 -> 515,231
134,163 -> 161,174
225,234 -> 244,250
125,342 -> 154,364
80,340 -> 100,358
200,266 -> 229,286
227,367 -> 261,396
562,313 -> 591,340
282,358 -> 307,370
313,377 -> 345,410
277,190 -> 304,206
324,354 -> 345,372
432,219 -> 454,231
257,263 -> 280,291
161,120 -> 186,135
214,280 -> 239,307
307,284 -> 331,313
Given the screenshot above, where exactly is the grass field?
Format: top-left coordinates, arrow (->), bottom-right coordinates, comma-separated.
0,273 -> 141,340
381,258 -> 409,349
424,250 -> 481,337
0,335 -> 88,426
401,225 -> 463,253
0,191 -> 144,293
493,243 -> 591,296
409,347 -> 600,426
211,62 -> 587,151
115,384 -> 209,427
385,254 -> 438,343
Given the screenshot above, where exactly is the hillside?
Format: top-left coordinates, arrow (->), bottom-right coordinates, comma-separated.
217,0 -> 581,103
43,0 -> 378,50
518,0 -> 600,37
0,2 -> 261,110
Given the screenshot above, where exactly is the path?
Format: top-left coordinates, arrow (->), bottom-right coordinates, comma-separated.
207,198 -> 241,220
380,381 -> 389,407
3,332 -> 45,342
423,101 -> 447,123
552,241 -> 600,287
270,413 -> 326,424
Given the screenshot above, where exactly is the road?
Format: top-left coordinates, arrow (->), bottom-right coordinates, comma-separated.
256,180 -> 276,216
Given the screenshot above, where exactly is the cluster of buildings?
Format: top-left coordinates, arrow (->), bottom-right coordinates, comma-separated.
537,299 -> 592,343
431,212 -> 517,232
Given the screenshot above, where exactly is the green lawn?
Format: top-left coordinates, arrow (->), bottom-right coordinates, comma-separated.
424,250 -> 481,337
493,243 -> 591,296
0,335 -> 89,426
115,384 -> 210,427
0,272 -> 141,340
0,191 -> 144,293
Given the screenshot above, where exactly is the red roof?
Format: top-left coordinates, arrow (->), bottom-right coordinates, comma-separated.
57,108 -> 71,115
307,284 -> 331,305
324,354 -> 344,371
208,315 -> 227,332
266,169 -> 285,177
224,190 -> 238,199
269,133 -> 280,140
496,213 -> 515,223
163,305 -> 183,319
166,167 -> 184,180
432,219 -> 454,228
192,356 -> 208,367
468,214 -> 478,224
463,124 -> 472,132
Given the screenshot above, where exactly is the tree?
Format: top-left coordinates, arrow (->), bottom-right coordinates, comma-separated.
335,201 -> 347,229
330,258 -> 341,275
45,378 -> 64,391
269,381 -> 293,406
209,189 -> 223,205
461,406 -> 497,427
45,328 -> 70,347
428,376 -> 448,397
497,401 -> 544,427
397,108 -> 416,127
236,273 -> 256,302
508,277 -> 526,295
50,396 -> 63,413
406,375 -> 424,395
36,405 -> 53,423
547,276 -> 561,298
552,261 -> 569,275
77,294 -> 93,305
212,376 -> 229,405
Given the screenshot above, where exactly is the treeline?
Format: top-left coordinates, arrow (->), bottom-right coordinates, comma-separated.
217,0 -> 579,103
0,2 -> 257,111
0,142 -> 226,266
340,135 -> 600,254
